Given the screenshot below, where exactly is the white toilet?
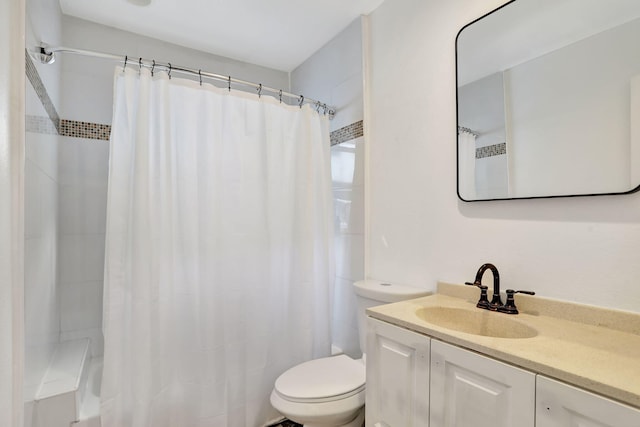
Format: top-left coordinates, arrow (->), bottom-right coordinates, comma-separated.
270,279 -> 430,427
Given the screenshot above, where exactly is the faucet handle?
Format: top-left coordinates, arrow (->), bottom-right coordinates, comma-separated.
465,282 -> 491,309
498,289 -> 536,314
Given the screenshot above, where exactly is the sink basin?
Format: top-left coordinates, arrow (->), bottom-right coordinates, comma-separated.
415,306 -> 538,339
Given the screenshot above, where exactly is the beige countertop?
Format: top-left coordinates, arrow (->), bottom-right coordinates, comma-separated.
366,282 -> 640,409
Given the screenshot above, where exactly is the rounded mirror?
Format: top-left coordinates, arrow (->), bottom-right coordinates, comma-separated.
457,0 -> 640,201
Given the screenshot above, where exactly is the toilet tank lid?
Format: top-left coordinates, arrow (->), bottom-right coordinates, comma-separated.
353,279 -> 431,303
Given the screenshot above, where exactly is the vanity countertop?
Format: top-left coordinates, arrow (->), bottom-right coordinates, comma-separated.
366,282 -> 640,408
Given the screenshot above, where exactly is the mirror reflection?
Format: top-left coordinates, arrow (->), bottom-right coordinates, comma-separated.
457,0 -> 640,200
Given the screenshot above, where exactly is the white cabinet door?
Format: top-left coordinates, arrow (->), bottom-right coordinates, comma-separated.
430,340 -> 535,427
536,375 -> 640,427
365,317 -> 430,427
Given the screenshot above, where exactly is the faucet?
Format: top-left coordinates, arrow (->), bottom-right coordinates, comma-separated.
466,263 -> 536,314
466,263 -> 503,311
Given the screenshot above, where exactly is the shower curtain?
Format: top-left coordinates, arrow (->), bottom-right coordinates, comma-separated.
458,130 -> 477,200
101,67 -> 334,427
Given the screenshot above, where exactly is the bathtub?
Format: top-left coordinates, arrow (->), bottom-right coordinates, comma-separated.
73,357 -> 103,427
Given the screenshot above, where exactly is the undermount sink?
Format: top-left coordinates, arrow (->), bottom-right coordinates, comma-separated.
415,306 -> 538,339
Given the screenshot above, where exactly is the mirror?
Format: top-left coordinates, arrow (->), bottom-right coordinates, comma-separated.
456,0 -> 640,201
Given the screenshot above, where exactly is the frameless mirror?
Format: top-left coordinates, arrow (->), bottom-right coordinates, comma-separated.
456,0 -> 640,201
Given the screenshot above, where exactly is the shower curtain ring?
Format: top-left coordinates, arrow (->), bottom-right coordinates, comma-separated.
199,69 -> 202,86
138,57 -> 143,74
257,83 -> 262,98
168,63 -> 172,79
151,60 -> 156,76
123,56 -> 128,70
279,89 -> 283,103
298,95 -> 304,108
228,76 -> 231,92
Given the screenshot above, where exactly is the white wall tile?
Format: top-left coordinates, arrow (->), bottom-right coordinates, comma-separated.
330,75 -> 364,131
331,278 -> 361,358
59,235 -> 105,284
25,132 -> 59,180
59,184 -> 108,235
60,329 -> 104,358
83,235 -> 106,282
58,235 -> 84,284
335,234 -> 365,281
60,282 -> 103,332
24,128 -> 61,402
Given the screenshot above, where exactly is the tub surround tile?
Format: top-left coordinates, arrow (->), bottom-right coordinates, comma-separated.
26,49 -> 61,133
28,51 -> 362,145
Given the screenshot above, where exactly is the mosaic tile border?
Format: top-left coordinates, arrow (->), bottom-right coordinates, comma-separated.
59,120 -> 111,141
476,142 -> 506,159
25,49 -> 61,133
50,117 -> 363,145
331,120 -> 364,146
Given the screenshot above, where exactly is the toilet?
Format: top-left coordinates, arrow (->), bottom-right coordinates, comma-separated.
270,279 -> 430,427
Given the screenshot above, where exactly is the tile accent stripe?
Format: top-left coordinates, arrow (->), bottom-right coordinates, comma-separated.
27,49 -> 362,145
25,49 -> 61,134
39,118 -> 364,145
330,120 -> 364,146
59,120 -> 111,141
476,142 -> 506,159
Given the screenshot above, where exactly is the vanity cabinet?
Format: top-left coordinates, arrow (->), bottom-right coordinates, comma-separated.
366,318 -> 640,427
365,317 -> 430,427
430,340 -> 535,427
536,375 -> 640,427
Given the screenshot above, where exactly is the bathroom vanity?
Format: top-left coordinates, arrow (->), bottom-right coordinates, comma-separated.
365,283 -> 640,427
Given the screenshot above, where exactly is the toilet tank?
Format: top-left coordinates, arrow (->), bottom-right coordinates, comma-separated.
353,280 -> 431,355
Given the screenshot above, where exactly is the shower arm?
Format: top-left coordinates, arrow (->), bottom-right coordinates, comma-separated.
31,44 -> 337,119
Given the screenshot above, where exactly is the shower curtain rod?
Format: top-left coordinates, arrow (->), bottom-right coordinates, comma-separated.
33,45 -> 337,119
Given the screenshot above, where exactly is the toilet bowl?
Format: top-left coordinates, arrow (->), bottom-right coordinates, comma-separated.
270,280 -> 430,427
270,355 -> 365,427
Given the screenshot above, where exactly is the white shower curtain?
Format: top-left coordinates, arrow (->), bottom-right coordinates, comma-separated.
458,130 -> 477,200
101,67 -> 334,427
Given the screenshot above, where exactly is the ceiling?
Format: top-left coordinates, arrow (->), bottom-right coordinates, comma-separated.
59,0 -> 384,72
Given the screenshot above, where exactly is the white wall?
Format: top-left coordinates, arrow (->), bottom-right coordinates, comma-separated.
61,15 -> 290,125
506,18 -> 640,197
291,18 -> 365,357
367,0 -> 640,313
1,0 -> 26,425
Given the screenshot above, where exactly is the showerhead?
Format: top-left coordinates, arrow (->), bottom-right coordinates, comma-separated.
29,46 -> 55,65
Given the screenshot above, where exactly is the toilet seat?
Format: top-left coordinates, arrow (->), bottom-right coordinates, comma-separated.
274,355 -> 365,403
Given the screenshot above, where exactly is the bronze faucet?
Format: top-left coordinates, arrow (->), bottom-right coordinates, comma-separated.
466,263 -> 535,314
466,263 -> 503,310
